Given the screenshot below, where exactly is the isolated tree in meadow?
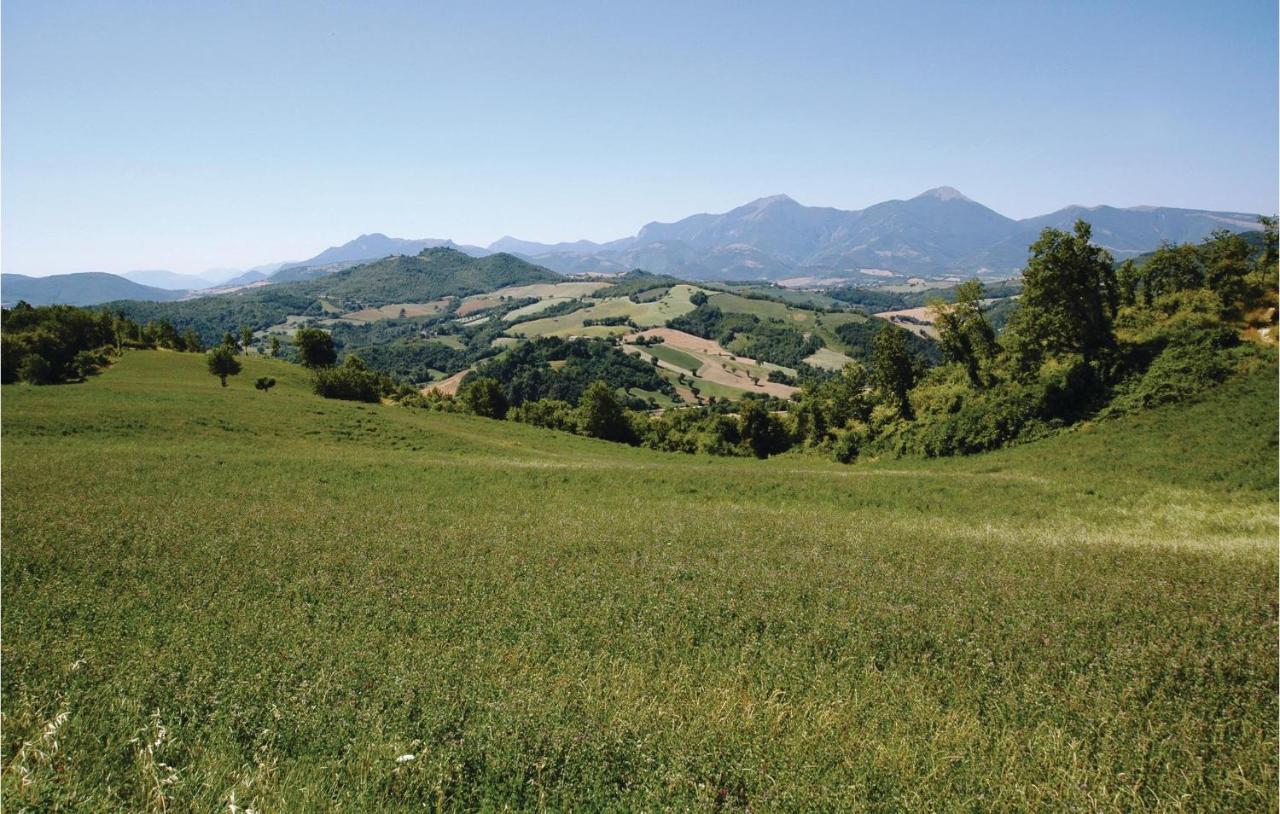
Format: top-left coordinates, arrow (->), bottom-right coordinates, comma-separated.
294,328 -> 337,368
207,345 -> 242,387
1004,220 -> 1117,374
931,280 -> 996,387
459,376 -> 509,419
240,326 -> 254,352
269,335 -> 281,357
254,376 -> 276,393
869,323 -> 918,419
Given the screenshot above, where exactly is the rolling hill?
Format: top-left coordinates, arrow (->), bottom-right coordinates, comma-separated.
0,272 -> 188,306
107,247 -> 562,344
2,349 -> 1273,809
273,234 -> 490,279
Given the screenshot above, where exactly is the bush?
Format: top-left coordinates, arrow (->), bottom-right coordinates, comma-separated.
72,350 -> 108,379
312,356 -> 389,402
399,388 -> 461,412
1104,339 -> 1239,417
832,422 -> 870,463
18,354 -> 53,385
509,398 -> 578,432
901,382 -> 1048,457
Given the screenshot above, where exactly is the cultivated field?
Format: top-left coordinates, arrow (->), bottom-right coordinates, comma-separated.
511,285 -> 699,338
623,329 -> 799,399
342,300 -> 452,322
2,351 -> 1276,811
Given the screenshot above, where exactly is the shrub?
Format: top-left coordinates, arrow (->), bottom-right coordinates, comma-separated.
1104,339 -> 1239,417
832,422 -> 870,464
18,354 -> 53,385
312,356 -> 388,402
254,376 -> 277,392
509,398 -> 578,432
72,350 -> 108,379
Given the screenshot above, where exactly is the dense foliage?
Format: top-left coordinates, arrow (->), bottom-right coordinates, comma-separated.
667,304 -> 822,367
827,280 -> 1022,311
467,337 -> 674,407
594,270 -> 684,299
832,318 -> 940,366
1,302 -> 201,384
310,355 -> 395,403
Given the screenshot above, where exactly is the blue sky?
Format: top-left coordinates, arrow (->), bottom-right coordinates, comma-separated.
3,0 -> 1277,275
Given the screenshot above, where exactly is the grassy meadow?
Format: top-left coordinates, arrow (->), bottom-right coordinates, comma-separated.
2,350 -> 1276,811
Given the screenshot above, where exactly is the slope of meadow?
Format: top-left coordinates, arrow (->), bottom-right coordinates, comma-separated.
2,351 -> 1276,811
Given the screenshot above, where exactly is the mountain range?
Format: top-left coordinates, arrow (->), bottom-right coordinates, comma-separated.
3,188 -> 1262,306
484,188 -> 1262,281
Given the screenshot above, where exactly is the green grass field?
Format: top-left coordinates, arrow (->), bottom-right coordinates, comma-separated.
2,351 -> 1276,811
645,343 -> 702,373
513,286 -> 699,338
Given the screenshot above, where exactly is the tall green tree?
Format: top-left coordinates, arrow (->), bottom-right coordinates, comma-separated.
1005,220 -> 1117,374
269,335 -> 281,357
1138,243 -> 1204,304
294,328 -> 337,368
459,376 -> 509,419
931,280 -> 996,386
1200,230 -> 1252,315
737,398 -> 788,458
206,345 -> 242,387
576,381 -> 633,443
180,328 -> 203,353
869,324 -> 919,419
1259,215 -> 1278,270
239,325 -> 254,352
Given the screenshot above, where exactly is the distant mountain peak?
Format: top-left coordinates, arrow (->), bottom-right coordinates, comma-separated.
916,186 -> 973,203
749,193 -> 798,207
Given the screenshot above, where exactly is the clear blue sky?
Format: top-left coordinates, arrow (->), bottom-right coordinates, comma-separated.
3,0 -> 1277,275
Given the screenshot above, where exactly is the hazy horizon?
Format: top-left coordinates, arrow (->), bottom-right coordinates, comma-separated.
4,0 -> 1277,276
